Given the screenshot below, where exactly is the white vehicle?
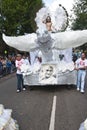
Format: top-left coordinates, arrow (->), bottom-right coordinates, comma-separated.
20,48 -> 77,86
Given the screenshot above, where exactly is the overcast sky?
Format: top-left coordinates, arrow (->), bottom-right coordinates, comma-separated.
42,0 -> 74,14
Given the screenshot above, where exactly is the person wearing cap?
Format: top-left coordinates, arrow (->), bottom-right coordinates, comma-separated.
15,54 -> 26,93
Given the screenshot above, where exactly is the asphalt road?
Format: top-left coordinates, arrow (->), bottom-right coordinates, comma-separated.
0,73 -> 87,130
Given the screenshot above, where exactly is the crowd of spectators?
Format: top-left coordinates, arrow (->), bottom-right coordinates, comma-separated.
0,55 -> 16,78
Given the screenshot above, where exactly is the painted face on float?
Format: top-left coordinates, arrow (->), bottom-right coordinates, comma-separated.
45,66 -> 53,78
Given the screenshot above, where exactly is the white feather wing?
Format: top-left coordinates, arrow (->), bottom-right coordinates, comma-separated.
49,3 -> 68,31
51,30 -> 87,49
2,33 -> 38,52
35,4 -> 68,32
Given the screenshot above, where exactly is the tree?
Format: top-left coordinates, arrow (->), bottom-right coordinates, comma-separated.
71,0 -> 87,30
0,0 -> 43,54
71,0 -> 87,53
1,0 -> 43,35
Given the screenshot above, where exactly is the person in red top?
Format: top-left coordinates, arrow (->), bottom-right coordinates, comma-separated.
15,54 -> 26,93
75,53 -> 87,93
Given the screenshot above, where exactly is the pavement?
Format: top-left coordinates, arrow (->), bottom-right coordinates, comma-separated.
0,73 -> 87,130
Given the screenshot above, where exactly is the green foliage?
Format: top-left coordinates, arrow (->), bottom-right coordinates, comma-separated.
71,0 -> 87,30
0,0 -> 43,54
71,0 -> 87,51
1,0 -> 43,35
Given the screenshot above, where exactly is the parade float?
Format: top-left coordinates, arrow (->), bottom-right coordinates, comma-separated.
2,1 -> 87,86
0,104 -> 19,130
79,118 -> 87,130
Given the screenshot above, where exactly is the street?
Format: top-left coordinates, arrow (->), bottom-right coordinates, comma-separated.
0,73 -> 87,130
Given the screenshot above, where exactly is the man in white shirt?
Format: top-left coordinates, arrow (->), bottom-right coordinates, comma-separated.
15,54 -> 26,93
75,53 -> 87,93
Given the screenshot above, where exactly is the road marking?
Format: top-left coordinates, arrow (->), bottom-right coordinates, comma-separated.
49,95 -> 57,130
